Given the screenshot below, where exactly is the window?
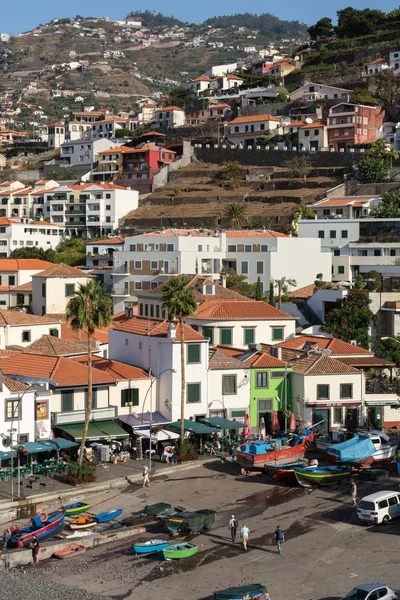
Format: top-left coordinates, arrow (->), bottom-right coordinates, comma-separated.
378,499 -> 388,509
388,496 -> 399,507
220,328 -> 233,345
150,260 -> 158,270
166,244 -> 174,251
341,230 -> 348,238
390,249 -> 396,256
129,244 -> 136,252
121,388 -> 139,407
244,328 -> 255,345
198,245 -> 203,252
134,260 -> 142,269
203,327 -> 213,344
358,250 -> 367,257
340,384 -> 353,399
187,382 -> 201,403
106,205 -> 111,211
304,130 -> 310,137
5,399 -> 20,421
8,275 -> 15,286
271,371 -> 284,378
22,330 -> 31,343
334,249 -> 340,256
314,129 -> 319,136
187,344 -> 201,363
256,261 -> 264,274
245,245 -> 251,252
106,193 -> 111,199
231,410 -> 246,418
333,407 -> 343,424
61,391 -> 74,412
330,231 -> 336,239
258,398 -> 272,411
134,281 -> 142,291
205,284 -> 214,294
261,244 -> 269,252
318,231 -> 325,239
241,261 -> 248,275
256,372 -> 268,388
227,245 -> 236,252
222,375 -> 237,395
84,388 -> 97,410
272,327 -> 284,341
65,283 -> 75,297
338,266 -> 345,274
317,384 -> 329,400
105,217 -> 111,223
49,328 -> 59,337
363,129 -> 368,136
374,249 -> 381,257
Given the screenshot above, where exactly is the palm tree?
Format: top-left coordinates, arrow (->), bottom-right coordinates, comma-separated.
66,280 -> 112,471
162,275 -> 197,444
274,276 -> 297,309
224,203 -> 248,229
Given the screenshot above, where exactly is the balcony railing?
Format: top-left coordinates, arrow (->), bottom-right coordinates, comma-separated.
366,380 -> 400,395
112,285 -> 130,296
52,406 -> 117,425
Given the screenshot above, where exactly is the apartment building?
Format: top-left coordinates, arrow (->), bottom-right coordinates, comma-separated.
111,229 -> 332,313
152,106 -> 185,129
327,103 -> 384,151
289,83 -> 352,103
48,183 -> 138,238
0,179 -> 59,220
86,237 -> 125,294
59,134 -> 120,166
0,218 -> 64,256
226,114 -> 280,147
64,111 -> 105,142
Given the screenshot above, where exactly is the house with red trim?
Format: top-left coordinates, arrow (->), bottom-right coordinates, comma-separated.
185,103 -> 231,126
327,103 -> 384,151
121,144 -> 176,179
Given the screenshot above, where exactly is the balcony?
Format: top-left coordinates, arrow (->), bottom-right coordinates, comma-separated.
112,285 -> 130,296
366,380 -> 400,395
87,216 -> 100,223
66,220 -> 85,226
112,264 -> 127,276
66,209 -> 86,215
52,406 -> 117,426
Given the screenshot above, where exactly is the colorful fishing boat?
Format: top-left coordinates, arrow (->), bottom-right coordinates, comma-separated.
326,431 -> 398,467
94,509 -> 123,523
264,460 -> 307,482
236,430 -> 313,470
69,516 -> 97,530
133,539 -> 170,554
162,542 -> 198,560
63,502 -> 90,516
10,511 -> 65,547
294,465 -> 351,488
54,545 -> 86,559
214,584 -> 268,599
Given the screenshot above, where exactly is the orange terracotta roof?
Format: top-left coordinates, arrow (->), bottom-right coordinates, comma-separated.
209,103 -> 231,109
292,354 -> 359,375
225,230 -> 287,238
0,286 -> 11,292
32,264 -> 90,279
276,335 -> 372,356
227,74 -> 244,80
243,351 -> 288,368
229,114 -> 279,124
143,274 -> 248,302
97,145 -> 132,155
213,345 -> 244,358
191,76 -> 211,82
87,237 -> 125,245
0,218 -> 18,226
288,120 -> 306,127
3,377 -> 31,392
61,321 -> 109,345
157,106 -> 184,112
209,348 -> 250,370
301,119 -> 326,129
0,259 -> 55,272
112,316 -> 205,340
0,310 -> 59,326
24,335 -> 89,356
287,284 -> 317,299
367,58 -> 387,65
67,183 -> 127,190
72,355 -> 149,380
137,131 -> 165,137
315,197 -> 372,206
193,300 -> 295,321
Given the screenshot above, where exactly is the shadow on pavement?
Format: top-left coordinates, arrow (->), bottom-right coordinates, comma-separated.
363,521 -> 400,536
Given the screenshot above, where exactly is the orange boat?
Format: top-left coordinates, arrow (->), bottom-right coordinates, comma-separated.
69,516 -> 97,530
54,545 -> 86,559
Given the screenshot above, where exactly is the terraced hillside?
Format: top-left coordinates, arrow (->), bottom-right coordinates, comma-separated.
120,162 -> 348,234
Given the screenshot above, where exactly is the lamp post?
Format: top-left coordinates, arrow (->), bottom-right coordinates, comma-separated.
141,368 -> 176,473
9,384 -> 35,501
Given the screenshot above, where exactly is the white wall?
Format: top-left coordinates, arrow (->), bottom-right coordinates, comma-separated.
0,321 -> 61,349
208,368 -> 250,417
187,318 -> 296,348
307,289 -> 347,323
50,387 -> 109,413
32,276 -> 91,316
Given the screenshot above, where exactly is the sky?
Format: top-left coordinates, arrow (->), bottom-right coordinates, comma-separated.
2,0 -> 400,34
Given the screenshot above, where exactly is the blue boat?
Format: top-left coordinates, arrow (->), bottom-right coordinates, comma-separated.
133,539 -> 170,554
10,511 -> 65,547
94,509 -> 123,523
397,461 -> 400,476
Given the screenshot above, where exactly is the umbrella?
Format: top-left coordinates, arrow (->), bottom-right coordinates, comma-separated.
271,410 -> 280,436
289,413 -> 296,432
243,413 -> 250,438
259,417 -> 266,440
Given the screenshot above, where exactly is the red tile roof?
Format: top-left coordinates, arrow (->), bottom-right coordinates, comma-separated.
61,321 -> 109,345
315,197 -> 373,206
72,355 -> 149,380
276,335 -> 372,356
193,300 -> 295,321
143,274 -> 248,302
87,238 -> 125,246
291,354 -> 359,375
3,377 -> 31,392
226,230 -> 286,238
32,264 -> 90,279
301,120 -> 326,129
191,76 -> 212,82
24,335 -> 89,356
112,316 -> 205,340
229,114 -> 279,124
243,352 -> 288,368
157,106 -> 184,112
0,310 -> 60,326
209,348 -> 250,370
0,259 -> 55,272
287,284 -> 317,299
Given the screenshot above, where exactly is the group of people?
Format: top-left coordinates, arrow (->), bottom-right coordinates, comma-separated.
228,515 -> 285,554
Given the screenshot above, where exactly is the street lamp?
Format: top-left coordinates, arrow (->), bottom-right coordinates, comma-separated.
141,368 -> 176,473
9,383 -> 36,501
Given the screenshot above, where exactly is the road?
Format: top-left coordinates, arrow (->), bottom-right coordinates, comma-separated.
34,460 -> 400,600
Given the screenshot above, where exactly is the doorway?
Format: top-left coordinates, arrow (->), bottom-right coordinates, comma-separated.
312,408 -> 330,434
345,408 -> 358,431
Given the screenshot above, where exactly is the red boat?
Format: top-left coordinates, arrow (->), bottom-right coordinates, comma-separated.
236,432 -> 313,471
264,460 -> 308,482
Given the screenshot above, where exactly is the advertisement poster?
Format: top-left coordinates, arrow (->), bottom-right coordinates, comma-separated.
35,401 -> 51,440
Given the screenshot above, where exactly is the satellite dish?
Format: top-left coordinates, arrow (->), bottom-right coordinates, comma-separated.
2,437 -> 11,448
305,118 -> 313,124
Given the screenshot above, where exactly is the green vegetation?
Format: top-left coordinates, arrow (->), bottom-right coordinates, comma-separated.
378,334 -> 400,365
204,13 -> 308,38
357,139 -> 398,184
6,239 -> 87,266
127,10 -> 185,28
370,190 -> 400,218
225,270 -> 266,300
223,203 -> 248,229
308,7 -> 400,40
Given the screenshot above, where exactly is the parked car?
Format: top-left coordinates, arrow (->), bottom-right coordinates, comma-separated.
357,491 -> 400,525
341,583 -> 398,599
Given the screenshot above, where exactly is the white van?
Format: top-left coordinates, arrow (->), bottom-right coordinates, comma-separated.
357,491 -> 400,525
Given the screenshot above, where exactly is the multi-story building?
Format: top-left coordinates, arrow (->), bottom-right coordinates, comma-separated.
64,111 -> 105,142
0,179 -> 60,220
0,218 -> 64,256
389,50 -> 400,70
111,229 -> 332,313
47,122 -> 65,148
327,103 -> 384,151
91,117 -> 126,140
31,263 -> 92,317
152,106 -> 185,129
48,183 -> 138,238
226,114 -> 280,146
86,237 -> 125,295
121,144 -> 175,180
59,133 -> 120,166
289,83 -> 352,103
298,120 -> 328,151
185,103 -> 231,126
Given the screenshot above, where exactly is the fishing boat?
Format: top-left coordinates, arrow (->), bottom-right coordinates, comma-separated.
236,430 -> 313,470
9,512 -> 65,547
97,523 -> 125,533
294,465 -> 351,488
120,503 -> 175,527
54,545 -> 86,559
326,432 -> 398,467
214,584 -> 268,599
164,509 -> 216,535
69,516 -> 97,530
162,542 -> 198,560
94,509 -> 123,523
63,502 -> 90,516
264,460 -> 307,482
195,509 -> 216,531
133,539 -> 170,554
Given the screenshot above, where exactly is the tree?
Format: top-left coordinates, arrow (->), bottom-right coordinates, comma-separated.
162,275 -> 198,444
274,277 -> 296,309
286,155 -> 313,183
320,288 -> 378,349
370,190 -> 400,218
349,88 -> 377,106
66,280 -> 112,472
378,334 -> 400,365
8,247 -> 46,259
294,204 -> 315,220
268,281 -> 275,305
225,270 -> 257,298
219,161 -> 244,182
307,17 -> 334,40
224,203 -> 248,229
254,276 -> 263,300
357,140 -> 397,184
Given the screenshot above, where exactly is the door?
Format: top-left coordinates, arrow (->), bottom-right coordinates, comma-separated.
388,495 -> 400,519
310,140 -> 318,150
345,408 -> 358,431
312,408 -> 329,434
368,406 -> 383,429
258,410 -> 272,435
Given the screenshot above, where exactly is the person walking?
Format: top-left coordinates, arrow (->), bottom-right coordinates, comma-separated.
240,523 -> 250,551
142,464 -> 150,488
274,525 -> 284,554
350,480 -> 357,507
3,528 -> 11,550
31,535 -> 40,565
228,515 -> 238,543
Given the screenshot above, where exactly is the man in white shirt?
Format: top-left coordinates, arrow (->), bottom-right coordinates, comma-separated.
240,524 -> 250,550
228,515 -> 238,542
142,464 -> 150,487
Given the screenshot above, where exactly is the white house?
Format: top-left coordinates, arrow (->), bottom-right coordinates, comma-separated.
189,76 -> 212,94
226,114 -> 280,146
0,310 -> 61,348
365,58 -> 389,76
0,218 -> 64,257
152,106 -> 185,129
59,134 -> 120,166
47,123 -> 66,148
289,83 -> 352,103
389,50 -> 400,70
207,348 -> 250,419
31,264 -> 92,317
298,120 -> 328,151
204,63 -> 238,78
0,259 -> 56,288
91,117 -> 126,140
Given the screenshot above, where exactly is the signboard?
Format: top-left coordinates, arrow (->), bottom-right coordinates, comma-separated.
35,401 -> 51,441
36,401 -> 48,419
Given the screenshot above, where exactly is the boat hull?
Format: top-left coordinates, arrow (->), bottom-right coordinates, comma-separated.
237,442 -> 308,470
70,517 -> 97,530
133,540 -> 169,554
294,466 -> 351,488
264,460 -> 307,481
95,509 -> 122,523
54,545 -> 86,559
10,512 -> 65,547
64,503 -> 90,516
163,543 -> 198,560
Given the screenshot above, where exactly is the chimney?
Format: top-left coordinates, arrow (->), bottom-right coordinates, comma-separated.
167,322 -> 176,339
220,274 -> 226,288
276,346 -> 282,360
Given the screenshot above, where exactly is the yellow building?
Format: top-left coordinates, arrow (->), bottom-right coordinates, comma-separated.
97,145 -> 131,174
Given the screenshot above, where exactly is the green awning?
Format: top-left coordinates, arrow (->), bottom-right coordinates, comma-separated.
166,419 -> 219,434
58,421 -> 128,442
39,438 -> 78,450
13,442 -> 49,454
0,451 -> 11,460
199,417 -> 244,430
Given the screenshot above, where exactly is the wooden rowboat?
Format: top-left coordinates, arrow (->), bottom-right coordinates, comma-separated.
63,502 -> 90,516
162,542 -> 198,560
54,545 -> 86,559
214,584 -> 268,599
264,460 -> 307,482
133,539 -> 170,554
94,509 -> 122,523
294,465 -> 351,488
69,516 -> 97,530
10,512 -> 65,547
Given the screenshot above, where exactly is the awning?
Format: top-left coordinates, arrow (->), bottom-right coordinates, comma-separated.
306,402 -> 362,408
0,451 -> 11,460
199,416 -> 244,430
39,438 -> 78,450
58,420 -> 128,442
118,412 -> 170,430
137,429 -> 179,441
166,419 -> 219,434
13,442 -> 49,454
365,400 -> 400,407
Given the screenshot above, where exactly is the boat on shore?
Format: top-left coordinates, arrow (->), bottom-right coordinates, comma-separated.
94,509 -> 122,523
63,502 -> 89,516
69,516 -> 97,530
214,584 -> 268,599
133,539 -> 169,554
236,430 -> 313,470
326,431 -> 397,467
264,460 -> 307,482
10,512 -> 65,547
294,465 -> 351,488
164,509 -> 216,535
120,503 -> 176,527
163,542 -> 198,560
54,545 -> 86,559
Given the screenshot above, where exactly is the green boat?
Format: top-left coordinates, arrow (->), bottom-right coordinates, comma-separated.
162,542 -> 198,560
164,509 -> 216,534
63,502 -> 90,516
214,584 -> 268,599
143,502 -> 172,516
294,465 -> 351,488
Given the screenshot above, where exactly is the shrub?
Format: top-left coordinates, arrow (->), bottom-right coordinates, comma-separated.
63,461 -> 97,485
174,440 -> 199,462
